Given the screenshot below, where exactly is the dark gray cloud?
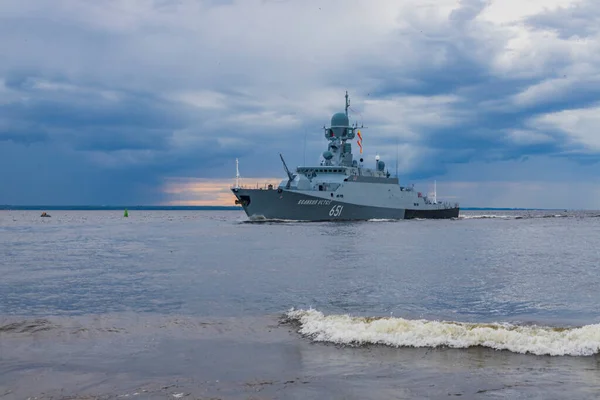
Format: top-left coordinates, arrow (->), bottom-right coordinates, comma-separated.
0,127 -> 49,145
0,141 -> 166,205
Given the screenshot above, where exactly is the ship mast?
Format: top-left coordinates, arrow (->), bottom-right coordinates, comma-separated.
345,90 -> 349,117
395,138 -> 399,178
235,158 -> 240,188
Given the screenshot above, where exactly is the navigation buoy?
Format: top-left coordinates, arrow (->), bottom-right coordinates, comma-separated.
124,209 -> 128,218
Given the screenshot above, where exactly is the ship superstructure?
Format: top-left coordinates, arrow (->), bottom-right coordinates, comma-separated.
231,92 -> 459,221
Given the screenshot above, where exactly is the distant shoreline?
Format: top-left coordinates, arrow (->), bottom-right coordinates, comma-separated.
0,205 -> 567,211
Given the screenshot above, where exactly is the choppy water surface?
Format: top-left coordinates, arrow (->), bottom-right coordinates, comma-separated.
1,209 -> 599,399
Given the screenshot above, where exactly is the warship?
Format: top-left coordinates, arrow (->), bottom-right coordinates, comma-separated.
231,92 -> 459,221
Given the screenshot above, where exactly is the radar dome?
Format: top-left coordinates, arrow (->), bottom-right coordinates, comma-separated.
377,160 -> 385,171
330,112 -> 349,127
322,151 -> 333,160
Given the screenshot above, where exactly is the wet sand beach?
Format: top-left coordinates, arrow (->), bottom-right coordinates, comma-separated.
1,313 -> 599,400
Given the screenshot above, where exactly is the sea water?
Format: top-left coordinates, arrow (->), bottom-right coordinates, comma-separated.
1,209 -> 599,399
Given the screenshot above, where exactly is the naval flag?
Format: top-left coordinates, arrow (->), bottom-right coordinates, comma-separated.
357,130 -> 363,154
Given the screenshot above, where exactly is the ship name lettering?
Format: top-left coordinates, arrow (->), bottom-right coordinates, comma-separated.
297,199 -> 332,206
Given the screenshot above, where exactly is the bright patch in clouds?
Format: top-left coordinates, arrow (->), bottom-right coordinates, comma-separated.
163,177 -> 281,206
532,105 -> 600,151
505,130 -> 555,146
169,91 -> 228,110
1,0 -> 600,208
480,0 -> 578,23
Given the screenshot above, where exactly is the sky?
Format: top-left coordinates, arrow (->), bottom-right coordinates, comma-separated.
1,0 -> 600,209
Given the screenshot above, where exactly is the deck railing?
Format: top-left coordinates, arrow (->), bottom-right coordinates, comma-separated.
231,183 -> 460,208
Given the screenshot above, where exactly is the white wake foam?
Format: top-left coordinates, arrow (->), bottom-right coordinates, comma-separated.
459,214 -> 513,219
285,309 -> 600,356
246,215 -> 302,223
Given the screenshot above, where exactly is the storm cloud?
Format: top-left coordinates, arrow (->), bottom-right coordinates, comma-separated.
1,0 -> 599,207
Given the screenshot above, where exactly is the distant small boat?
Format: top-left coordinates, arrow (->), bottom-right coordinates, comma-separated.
40,212 -> 51,218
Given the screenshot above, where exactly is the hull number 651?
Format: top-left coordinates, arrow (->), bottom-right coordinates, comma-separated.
329,205 -> 344,217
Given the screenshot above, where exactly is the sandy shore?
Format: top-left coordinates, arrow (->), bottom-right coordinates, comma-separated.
1,313 -> 599,399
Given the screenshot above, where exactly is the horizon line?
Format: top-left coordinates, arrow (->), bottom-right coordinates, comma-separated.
0,205 -> 580,211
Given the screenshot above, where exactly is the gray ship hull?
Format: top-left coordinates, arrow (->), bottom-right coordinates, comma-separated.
228,92 -> 462,222
231,188 -> 459,221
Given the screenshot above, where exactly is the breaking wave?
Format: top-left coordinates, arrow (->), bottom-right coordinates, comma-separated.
284,309 -> 600,356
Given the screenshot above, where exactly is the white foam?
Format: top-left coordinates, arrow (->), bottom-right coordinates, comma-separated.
460,214 -> 513,219
286,309 -> 600,356
246,215 -> 304,223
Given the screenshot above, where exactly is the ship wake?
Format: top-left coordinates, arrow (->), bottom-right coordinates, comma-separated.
284,309 -> 600,357
459,214 -> 515,220
242,215 -> 309,224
